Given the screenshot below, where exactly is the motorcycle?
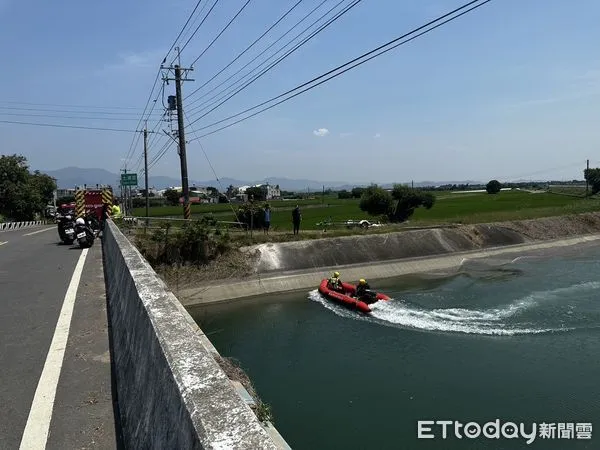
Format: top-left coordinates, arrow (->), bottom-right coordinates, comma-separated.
83,210 -> 101,236
74,217 -> 95,248
56,212 -> 76,244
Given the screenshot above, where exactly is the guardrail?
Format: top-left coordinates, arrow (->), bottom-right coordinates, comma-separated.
0,220 -> 47,232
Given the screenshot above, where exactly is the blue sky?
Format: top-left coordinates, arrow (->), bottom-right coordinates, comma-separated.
1,0 -> 599,184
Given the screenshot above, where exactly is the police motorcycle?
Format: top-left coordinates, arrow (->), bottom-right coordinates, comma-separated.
74,215 -> 96,248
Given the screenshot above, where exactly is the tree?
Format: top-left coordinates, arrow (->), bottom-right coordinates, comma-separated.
359,184 -> 435,223
351,187 -> 365,198
337,190 -> 352,199
486,179 -> 502,194
0,154 -> 57,221
163,188 -> 180,206
359,185 -> 393,216
245,186 -> 266,201
584,168 -> 600,195
57,195 -> 75,205
226,184 -> 238,199
388,185 -> 435,222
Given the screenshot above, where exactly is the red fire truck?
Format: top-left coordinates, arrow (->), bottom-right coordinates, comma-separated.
74,187 -> 113,221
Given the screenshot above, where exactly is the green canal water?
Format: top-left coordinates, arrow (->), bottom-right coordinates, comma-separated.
192,243 -> 600,450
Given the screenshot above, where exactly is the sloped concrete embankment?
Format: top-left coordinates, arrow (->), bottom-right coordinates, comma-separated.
103,221 -> 286,449
249,225 -> 527,273
178,214 -> 600,306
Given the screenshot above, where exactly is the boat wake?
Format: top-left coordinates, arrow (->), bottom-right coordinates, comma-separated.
308,280 -> 600,336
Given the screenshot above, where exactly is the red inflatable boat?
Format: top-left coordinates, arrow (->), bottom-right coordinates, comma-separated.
318,279 -> 391,313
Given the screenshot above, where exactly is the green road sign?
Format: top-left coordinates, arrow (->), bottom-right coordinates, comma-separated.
121,173 -> 138,186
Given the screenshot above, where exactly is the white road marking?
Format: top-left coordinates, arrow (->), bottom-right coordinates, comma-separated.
23,227 -> 55,236
19,248 -> 89,450
0,241 -> 7,246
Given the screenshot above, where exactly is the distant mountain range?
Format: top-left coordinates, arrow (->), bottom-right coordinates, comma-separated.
44,166 -> 548,192
43,167 -> 359,191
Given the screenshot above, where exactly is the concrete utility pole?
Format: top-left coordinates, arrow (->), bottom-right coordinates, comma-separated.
120,168 -> 128,216
162,50 -> 194,220
586,159 -> 590,197
144,124 -> 149,220
175,65 -> 190,219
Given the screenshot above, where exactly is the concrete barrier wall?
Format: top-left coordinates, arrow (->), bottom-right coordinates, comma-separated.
103,220 -> 285,449
0,220 -> 47,231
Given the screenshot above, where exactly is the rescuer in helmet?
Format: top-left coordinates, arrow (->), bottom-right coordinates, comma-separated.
355,279 -> 371,299
328,271 -> 343,291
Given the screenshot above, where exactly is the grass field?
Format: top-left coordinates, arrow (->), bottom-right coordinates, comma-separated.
547,185 -> 588,197
130,190 -> 600,231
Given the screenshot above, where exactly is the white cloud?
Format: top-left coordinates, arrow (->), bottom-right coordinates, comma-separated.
339,132 -> 354,138
313,128 -> 329,137
374,133 -> 381,139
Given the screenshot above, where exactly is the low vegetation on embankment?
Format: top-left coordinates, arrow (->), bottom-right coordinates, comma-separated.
123,189 -> 600,290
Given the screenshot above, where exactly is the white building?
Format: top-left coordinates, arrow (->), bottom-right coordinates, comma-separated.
236,183 -> 281,201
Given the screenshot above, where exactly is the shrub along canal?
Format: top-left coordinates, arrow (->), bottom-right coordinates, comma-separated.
190,242 -> 600,449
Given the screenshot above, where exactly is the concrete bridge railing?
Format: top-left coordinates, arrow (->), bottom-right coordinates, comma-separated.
102,220 -> 288,449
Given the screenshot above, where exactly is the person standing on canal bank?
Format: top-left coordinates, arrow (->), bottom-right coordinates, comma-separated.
263,204 -> 271,235
292,204 -> 301,235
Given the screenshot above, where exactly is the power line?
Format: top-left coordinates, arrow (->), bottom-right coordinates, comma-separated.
163,0 -> 205,63
123,73 -> 165,169
177,0 -> 213,49
183,111 -> 241,223
184,0 -> 306,101
0,112 -> 161,121
0,105 -> 163,116
133,121 -> 169,172
147,138 -> 177,171
189,0 -> 253,68
0,120 -> 137,133
147,140 -> 173,172
176,0 -> 221,59
187,0 -> 361,126
186,0 -> 332,109
0,101 -> 155,110
188,0 -> 493,140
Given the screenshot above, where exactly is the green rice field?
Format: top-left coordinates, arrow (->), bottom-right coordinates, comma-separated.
131,190 -> 600,231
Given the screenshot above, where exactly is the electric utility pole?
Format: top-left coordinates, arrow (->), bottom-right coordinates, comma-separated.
586,159 -> 590,197
120,167 -> 128,216
162,48 -> 194,219
144,125 -> 149,220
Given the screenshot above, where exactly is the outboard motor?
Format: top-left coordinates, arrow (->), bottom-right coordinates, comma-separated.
361,289 -> 378,304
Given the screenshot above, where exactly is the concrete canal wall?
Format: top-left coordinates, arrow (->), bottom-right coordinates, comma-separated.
177,215 -> 600,306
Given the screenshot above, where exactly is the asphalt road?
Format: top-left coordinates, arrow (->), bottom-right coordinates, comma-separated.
0,225 -> 120,449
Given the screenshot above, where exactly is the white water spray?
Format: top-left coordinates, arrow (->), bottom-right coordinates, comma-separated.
308,280 -> 600,336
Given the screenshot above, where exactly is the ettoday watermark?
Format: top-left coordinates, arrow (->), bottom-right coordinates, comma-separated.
418,420 -> 592,444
